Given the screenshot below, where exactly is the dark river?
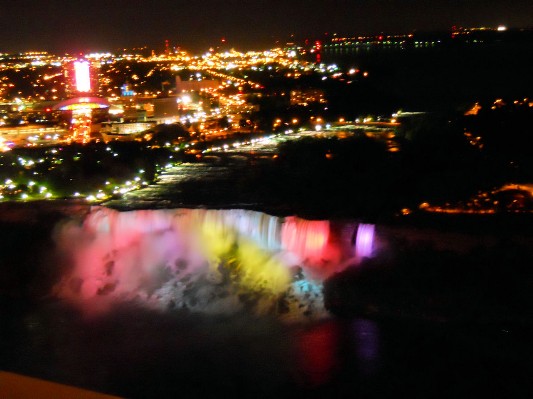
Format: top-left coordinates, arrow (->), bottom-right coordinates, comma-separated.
318,40 -> 533,113
5,298 -> 531,398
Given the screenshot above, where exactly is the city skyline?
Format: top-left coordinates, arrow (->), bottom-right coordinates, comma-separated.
1,0 -> 532,53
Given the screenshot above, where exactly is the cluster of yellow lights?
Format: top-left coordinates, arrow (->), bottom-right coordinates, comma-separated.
418,183 -> 533,215
59,102 -> 108,111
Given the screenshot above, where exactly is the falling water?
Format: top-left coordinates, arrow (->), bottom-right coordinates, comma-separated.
355,223 -> 375,260
53,207 -> 376,320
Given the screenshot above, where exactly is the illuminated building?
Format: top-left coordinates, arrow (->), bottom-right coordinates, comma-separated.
63,60 -> 100,98
54,59 -> 109,143
121,83 -> 135,97
100,121 -> 156,143
290,89 -> 327,106
0,125 -> 67,149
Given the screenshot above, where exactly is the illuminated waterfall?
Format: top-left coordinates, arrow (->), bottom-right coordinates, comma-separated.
355,223 -> 375,260
54,207 -> 376,319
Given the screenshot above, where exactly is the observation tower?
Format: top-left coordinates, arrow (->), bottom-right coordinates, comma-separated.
54,60 -> 109,143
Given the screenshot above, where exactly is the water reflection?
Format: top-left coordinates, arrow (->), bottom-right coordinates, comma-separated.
293,318 -> 381,389
352,318 -> 381,375
294,320 -> 342,387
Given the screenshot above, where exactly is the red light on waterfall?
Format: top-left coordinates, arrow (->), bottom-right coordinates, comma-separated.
307,229 -> 327,252
282,218 -> 329,262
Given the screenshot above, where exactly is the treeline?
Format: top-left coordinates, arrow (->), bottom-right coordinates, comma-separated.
225,115 -> 499,218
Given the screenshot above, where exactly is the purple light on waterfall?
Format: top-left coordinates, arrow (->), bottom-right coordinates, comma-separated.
355,223 -> 375,259
352,319 -> 381,375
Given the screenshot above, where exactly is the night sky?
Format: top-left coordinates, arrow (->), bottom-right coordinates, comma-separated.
1,0 -> 532,54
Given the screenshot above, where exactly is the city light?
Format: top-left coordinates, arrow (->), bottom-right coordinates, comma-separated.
74,61 -> 91,92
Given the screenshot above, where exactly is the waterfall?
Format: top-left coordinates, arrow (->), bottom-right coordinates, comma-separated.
355,223 -> 375,260
53,207 -> 376,320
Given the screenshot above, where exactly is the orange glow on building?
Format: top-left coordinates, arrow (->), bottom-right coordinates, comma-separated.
69,110 -> 93,144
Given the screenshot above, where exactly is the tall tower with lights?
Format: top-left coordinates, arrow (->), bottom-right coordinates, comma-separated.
54,59 -> 109,143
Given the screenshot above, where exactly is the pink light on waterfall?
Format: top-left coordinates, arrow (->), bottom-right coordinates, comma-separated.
355,223 -> 375,260
74,61 -> 91,93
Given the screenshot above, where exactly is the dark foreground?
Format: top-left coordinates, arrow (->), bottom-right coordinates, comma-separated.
3,299 -> 532,399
